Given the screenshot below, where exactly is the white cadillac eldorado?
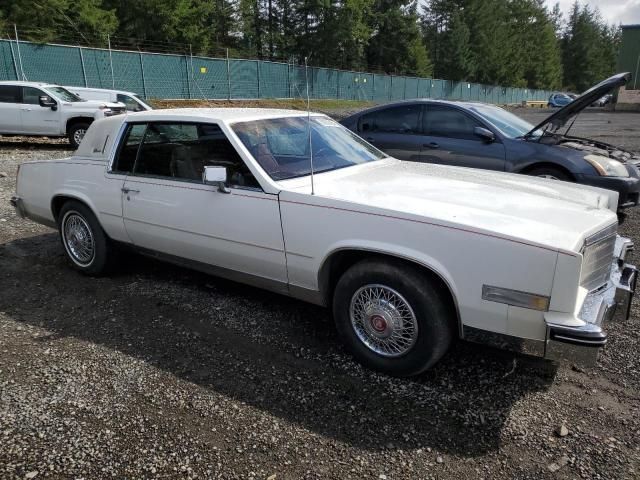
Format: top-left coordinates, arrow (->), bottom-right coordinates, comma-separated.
11,108 -> 637,376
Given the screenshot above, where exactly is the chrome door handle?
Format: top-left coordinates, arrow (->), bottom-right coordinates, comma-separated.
21,108 -> 32,111
121,187 -> 140,194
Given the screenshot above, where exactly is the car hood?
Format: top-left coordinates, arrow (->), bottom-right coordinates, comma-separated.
526,72 -> 630,137
279,159 -> 618,253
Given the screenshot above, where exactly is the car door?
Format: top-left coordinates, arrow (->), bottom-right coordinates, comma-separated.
119,121 -> 288,286
356,104 -> 425,161
0,85 -> 23,134
420,104 -> 506,171
20,86 -> 61,135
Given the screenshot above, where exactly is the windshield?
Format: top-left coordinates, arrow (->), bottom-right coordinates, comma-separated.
232,116 -> 386,180
134,95 -> 152,110
45,86 -> 83,102
468,104 -> 541,138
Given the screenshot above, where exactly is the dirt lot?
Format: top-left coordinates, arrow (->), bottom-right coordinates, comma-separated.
1,110 -> 640,479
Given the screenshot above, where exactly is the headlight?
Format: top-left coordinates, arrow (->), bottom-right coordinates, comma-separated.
584,154 -> 629,177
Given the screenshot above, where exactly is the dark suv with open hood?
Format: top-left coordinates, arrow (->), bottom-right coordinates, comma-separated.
340,73 -> 640,213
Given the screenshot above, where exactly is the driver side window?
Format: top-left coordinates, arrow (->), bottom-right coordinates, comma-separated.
424,105 -> 482,141
22,87 -> 45,105
120,122 -> 260,189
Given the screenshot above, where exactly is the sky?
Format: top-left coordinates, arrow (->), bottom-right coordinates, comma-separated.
548,0 -> 640,25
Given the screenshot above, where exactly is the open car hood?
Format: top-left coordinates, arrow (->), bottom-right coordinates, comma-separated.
525,72 -> 630,138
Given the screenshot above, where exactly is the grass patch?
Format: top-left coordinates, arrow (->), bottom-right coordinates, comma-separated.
151,98 -> 374,111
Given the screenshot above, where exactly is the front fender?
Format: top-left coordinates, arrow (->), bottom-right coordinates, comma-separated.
318,239 -> 461,309
505,140 -> 592,175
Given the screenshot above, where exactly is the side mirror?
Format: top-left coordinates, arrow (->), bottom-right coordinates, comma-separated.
39,95 -> 57,110
203,165 -> 230,193
474,126 -> 495,143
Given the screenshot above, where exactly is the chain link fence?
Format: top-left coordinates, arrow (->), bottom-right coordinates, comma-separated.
0,38 -> 553,104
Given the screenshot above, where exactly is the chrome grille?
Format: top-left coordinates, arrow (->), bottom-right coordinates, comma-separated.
580,224 -> 617,291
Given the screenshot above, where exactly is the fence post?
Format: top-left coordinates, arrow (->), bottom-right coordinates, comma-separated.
107,34 -> 115,88
7,38 -> 20,81
226,48 -> 231,100
371,74 -> 375,101
79,47 -> 88,87
185,54 -> 191,99
139,50 -> 147,98
336,70 -> 340,99
13,25 -> 26,81
256,60 -> 260,99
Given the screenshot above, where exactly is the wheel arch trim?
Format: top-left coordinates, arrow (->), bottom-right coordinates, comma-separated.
51,191 -> 101,224
516,161 -> 577,179
316,242 -> 463,337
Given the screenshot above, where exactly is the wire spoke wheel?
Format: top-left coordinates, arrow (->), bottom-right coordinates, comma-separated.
349,284 -> 418,358
62,212 -> 95,266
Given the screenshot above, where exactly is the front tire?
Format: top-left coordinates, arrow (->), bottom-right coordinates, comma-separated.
68,122 -> 91,148
58,201 -> 114,275
526,166 -> 572,181
333,259 -> 455,377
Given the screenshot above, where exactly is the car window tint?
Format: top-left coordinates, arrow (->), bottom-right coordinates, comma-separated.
0,85 -> 20,103
361,105 -> 421,134
133,122 -> 259,189
113,123 -> 147,173
22,87 -> 44,105
117,93 -> 145,112
425,106 -> 481,140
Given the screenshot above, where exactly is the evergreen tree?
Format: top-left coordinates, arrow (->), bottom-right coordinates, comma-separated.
561,2 -> 619,92
1,0 -> 118,42
3,0 -> 622,88
367,0 -> 432,76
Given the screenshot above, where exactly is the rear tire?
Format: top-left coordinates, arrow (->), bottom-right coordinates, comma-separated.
68,122 -> 91,148
58,200 -> 114,275
332,259 -> 455,377
526,166 -> 572,181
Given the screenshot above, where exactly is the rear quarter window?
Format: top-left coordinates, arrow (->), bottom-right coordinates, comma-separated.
0,85 -> 20,103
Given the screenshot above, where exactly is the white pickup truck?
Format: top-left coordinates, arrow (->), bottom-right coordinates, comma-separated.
10,108 -> 638,376
0,81 -> 126,147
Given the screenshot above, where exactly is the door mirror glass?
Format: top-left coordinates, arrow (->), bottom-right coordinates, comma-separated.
39,95 -> 57,109
474,126 -> 495,142
203,165 -> 230,193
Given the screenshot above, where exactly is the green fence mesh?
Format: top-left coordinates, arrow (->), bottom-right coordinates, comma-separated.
0,39 -> 553,103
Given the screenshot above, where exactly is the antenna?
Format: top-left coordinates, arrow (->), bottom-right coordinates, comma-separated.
305,55 -> 315,195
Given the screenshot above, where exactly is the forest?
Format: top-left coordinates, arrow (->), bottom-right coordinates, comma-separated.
0,0 -> 621,92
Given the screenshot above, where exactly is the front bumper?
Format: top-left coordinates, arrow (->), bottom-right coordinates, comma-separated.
10,195 -> 26,218
544,236 -> 637,366
575,173 -> 640,210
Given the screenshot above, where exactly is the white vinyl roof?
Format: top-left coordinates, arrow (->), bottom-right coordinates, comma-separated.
124,107 -> 325,124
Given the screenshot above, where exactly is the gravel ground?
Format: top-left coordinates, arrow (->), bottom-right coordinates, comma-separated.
1,111 -> 640,479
